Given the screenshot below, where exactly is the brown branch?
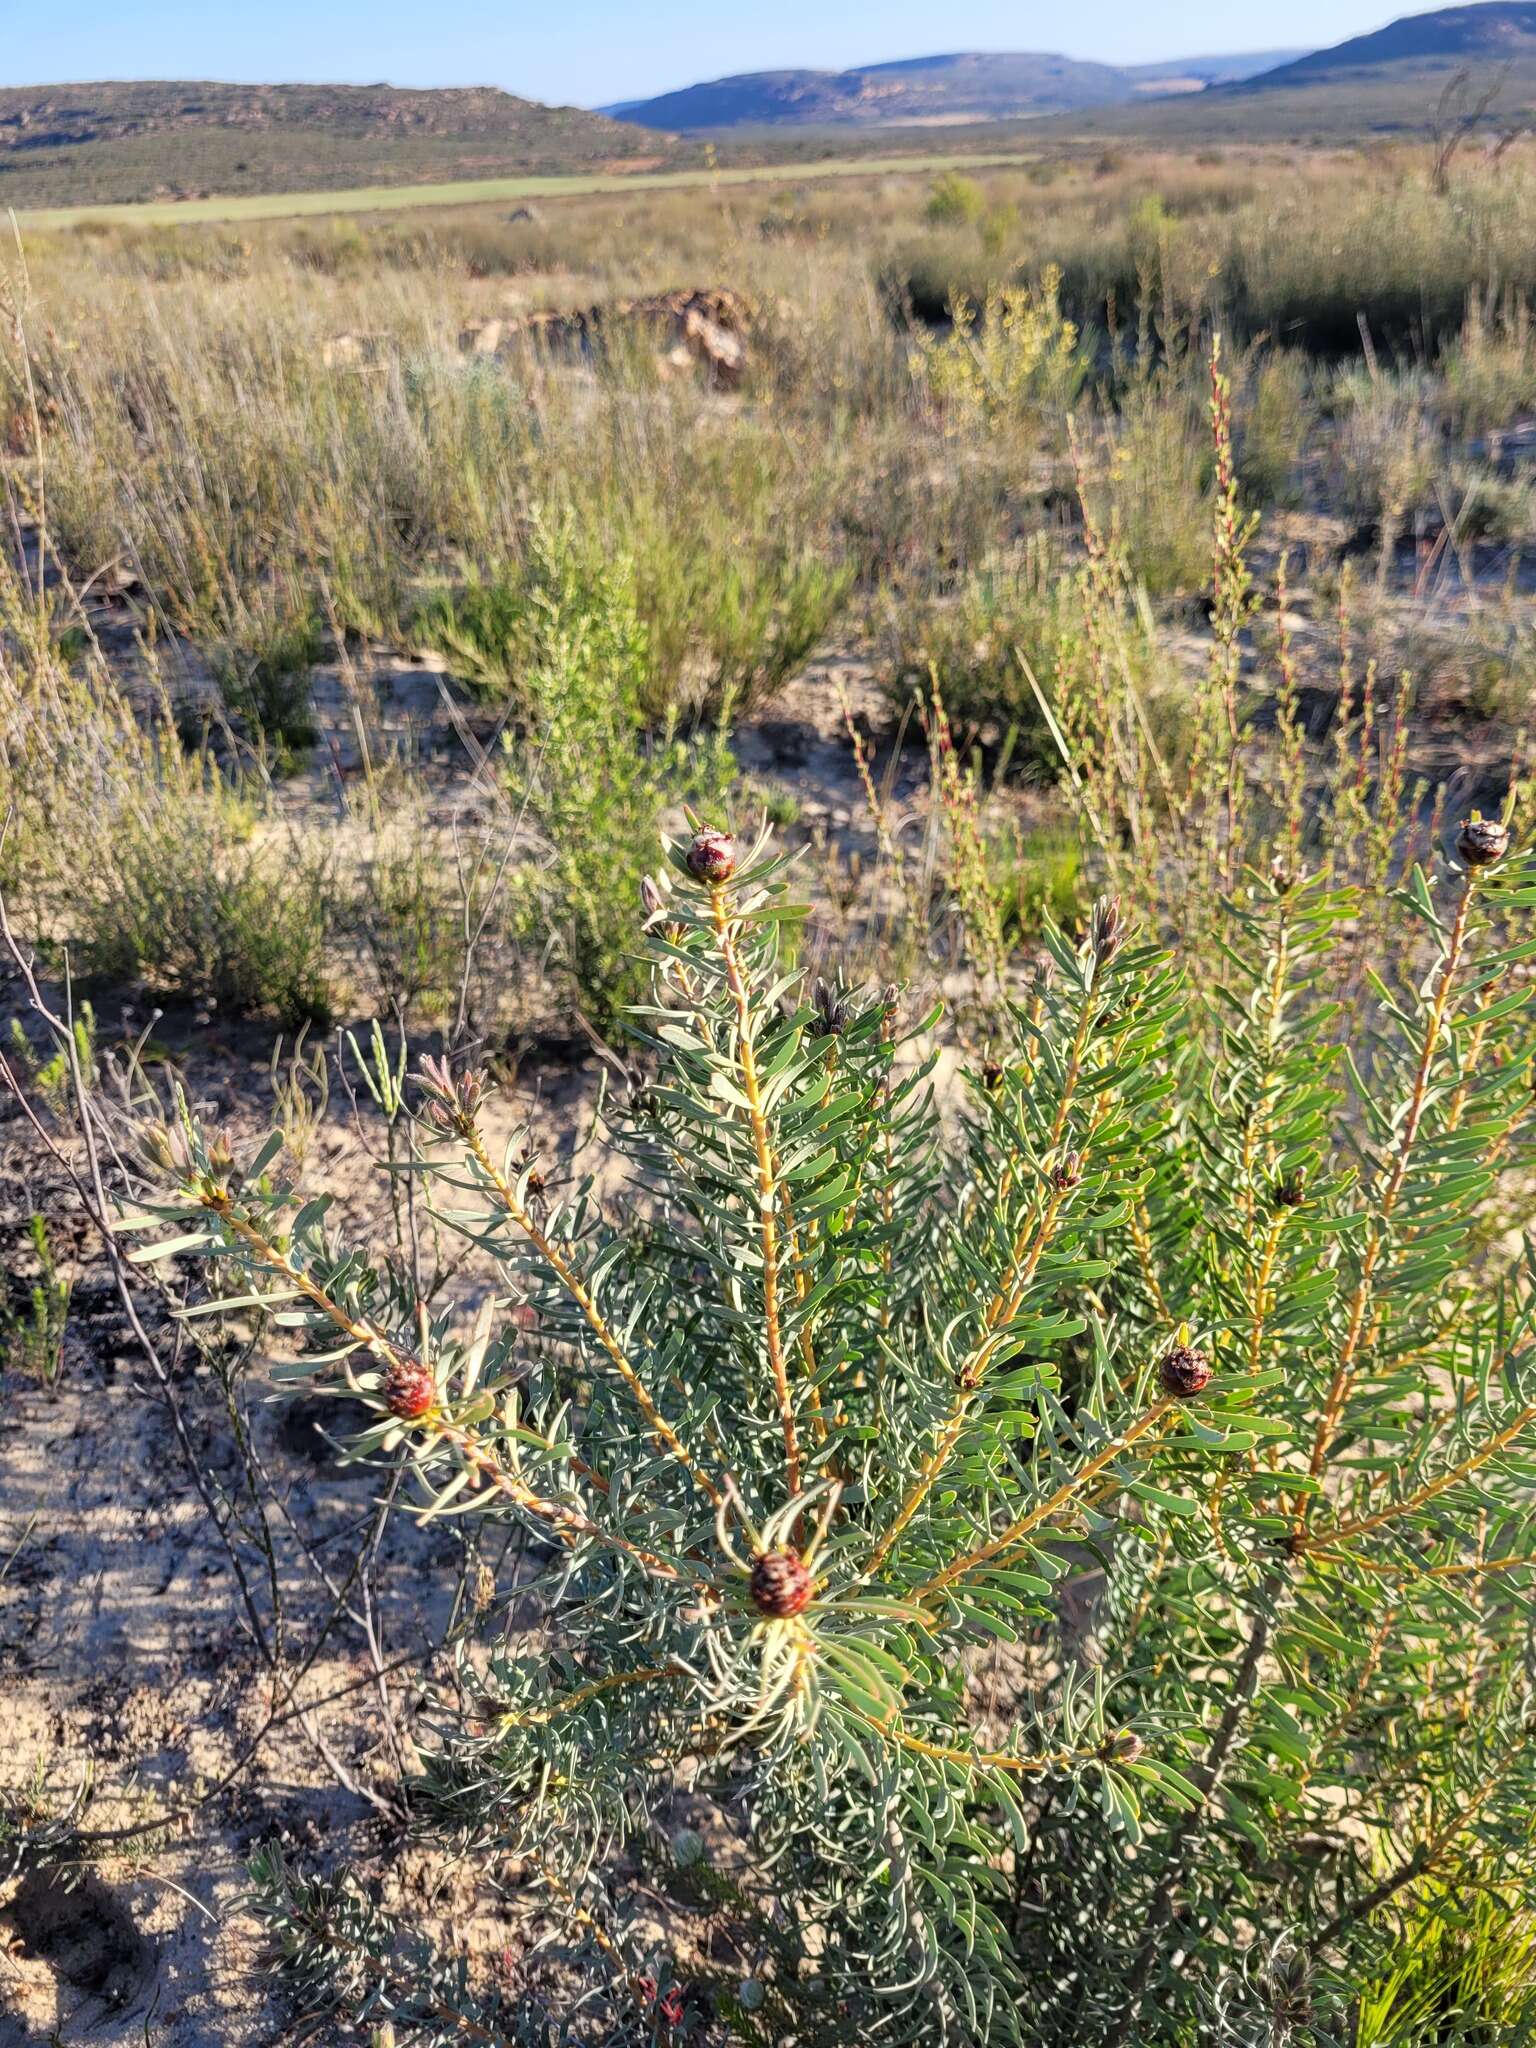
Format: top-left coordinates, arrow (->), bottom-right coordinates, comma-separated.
459,1121 -> 724,1509
1304,872 -> 1477,1499
709,885 -> 802,1493
911,1398 -> 1174,1604
201,1194 -> 712,1594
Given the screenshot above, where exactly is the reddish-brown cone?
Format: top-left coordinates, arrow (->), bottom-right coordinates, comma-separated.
749,1549 -> 814,1619
383,1354 -> 436,1421
1158,1344 -> 1214,1399
1457,815 -> 1510,869
686,829 -> 737,884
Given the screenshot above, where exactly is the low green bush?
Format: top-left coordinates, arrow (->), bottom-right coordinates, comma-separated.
486,527 -> 735,1026
134,803 -> 1536,2045
76,784 -> 334,1028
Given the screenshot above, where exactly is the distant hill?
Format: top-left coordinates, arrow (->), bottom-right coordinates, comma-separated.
1238,0 -> 1536,85
0,81 -> 684,210
603,49 -> 1304,132
1056,3 -> 1536,139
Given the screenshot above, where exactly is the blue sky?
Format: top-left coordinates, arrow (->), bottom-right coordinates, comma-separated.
5,1 -> 1415,109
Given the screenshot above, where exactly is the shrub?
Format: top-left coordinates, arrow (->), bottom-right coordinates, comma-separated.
212,594 -> 323,756
0,610 -> 335,1030
126,796 -> 1536,2042
491,529 -> 735,1025
1236,348 -> 1314,509
419,500 -> 850,729
2,1214 -> 71,1391
76,785 -> 335,1028
1087,372 -> 1214,598
924,173 -> 986,227
884,538 -> 1083,771
910,268 -> 1088,430
1327,368 -> 1439,536
1439,294 -> 1536,438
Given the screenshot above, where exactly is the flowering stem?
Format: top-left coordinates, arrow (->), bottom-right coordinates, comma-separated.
710,885 -> 803,1494
460,1121 -> 725,1511
912,1398 -> 1174,1603
1304,870 -> 1476,1497
199,1190 -> 709,1592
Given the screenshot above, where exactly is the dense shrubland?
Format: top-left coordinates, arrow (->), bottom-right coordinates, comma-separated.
3,140 -> 1536,2044
6,145 -> 1536,1033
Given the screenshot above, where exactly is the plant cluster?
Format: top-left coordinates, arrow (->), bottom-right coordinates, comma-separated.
116,780 -> 1536,2040
910,267 -> 1087,430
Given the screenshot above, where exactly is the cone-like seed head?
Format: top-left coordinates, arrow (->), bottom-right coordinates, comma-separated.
1457,815 -> 1510,869
1273,1169 -> 1306,1209
384,1354 -> 436,1421
686,828 -> 737,884
749,1549 -> 814,1618
981,1059 -> 1005,1090
1158,1344 -> 1214,1399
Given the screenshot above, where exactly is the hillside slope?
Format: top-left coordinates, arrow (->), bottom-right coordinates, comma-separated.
1039,2 -> 1536,138
604,49 -> 1303,131
0,81 -> 682,210
1240,0 -> 1536,85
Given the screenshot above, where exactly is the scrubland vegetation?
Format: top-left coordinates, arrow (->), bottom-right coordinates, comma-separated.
4,139 -> 1536,2045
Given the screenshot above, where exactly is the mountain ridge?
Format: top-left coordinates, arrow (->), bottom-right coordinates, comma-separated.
601,49 -> 1305,131
0,80 -> 682,210
1232,0 -> 1536,87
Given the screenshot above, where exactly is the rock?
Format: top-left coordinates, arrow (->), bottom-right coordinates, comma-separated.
321,331 -> 393,370
458,317 -> 507,356
458,287 -> 752,386
683,305 -> 746,384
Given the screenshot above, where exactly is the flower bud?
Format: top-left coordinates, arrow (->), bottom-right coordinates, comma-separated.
383,1353 -> 436,1422
1273,1168 -> 1306,1209
1102,1729 -> 1144,1763
810,976 -> 854,1038
1457,814 -> 1510,869
1089,896 -> 1126,970
138,1120 -> 192,1178
1051,1152 -> 1083,1192
1157,1343 -> 1213,1399
748,1549 -> 814,1618
685,828 -> 736,884
672,1827 -> 705,1868
417,1055 -> 485,1134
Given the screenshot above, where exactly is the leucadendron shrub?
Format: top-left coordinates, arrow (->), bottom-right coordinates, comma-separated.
124,806 -> 1536,2045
